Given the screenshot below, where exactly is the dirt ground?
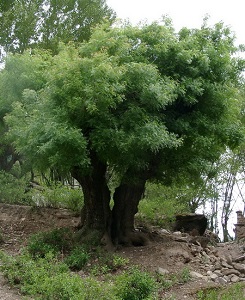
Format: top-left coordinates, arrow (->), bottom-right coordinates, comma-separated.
0,203 -> 244,300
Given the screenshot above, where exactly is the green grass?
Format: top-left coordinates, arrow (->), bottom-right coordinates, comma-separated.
197,283 -> 245,300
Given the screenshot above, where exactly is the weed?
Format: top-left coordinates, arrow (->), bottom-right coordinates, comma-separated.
64,246 -> 90,270
115,266 -> 157,300
112,254 -> 129,270
0,250 -> 117,299
27,227 -> 74,257
179,267 -> 191,283
197,283 -> 245,300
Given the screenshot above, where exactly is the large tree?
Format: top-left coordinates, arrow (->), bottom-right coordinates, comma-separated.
5,20 -> 245,245
0,0 -> 115,175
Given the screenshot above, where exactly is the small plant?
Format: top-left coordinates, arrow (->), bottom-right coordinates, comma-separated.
179,267 -> 191,283
115,267 -> 157,300
64,246 -> 90,270
0,250 -> 117,299
27,227 -> 74,257
112,255 -> 129,270
197,284 -> 245,300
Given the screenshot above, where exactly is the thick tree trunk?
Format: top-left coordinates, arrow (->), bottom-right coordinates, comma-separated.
111,180 -> 147,246
71,153 -> 111,245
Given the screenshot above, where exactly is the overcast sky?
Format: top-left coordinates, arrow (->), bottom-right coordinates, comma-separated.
106,0 -> 245,46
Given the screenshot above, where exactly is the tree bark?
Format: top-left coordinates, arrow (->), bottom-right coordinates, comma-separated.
71,152 -> 111,241
111,180 -> 146,245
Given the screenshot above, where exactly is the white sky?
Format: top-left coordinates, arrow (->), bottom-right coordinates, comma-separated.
106,0 -> 245,46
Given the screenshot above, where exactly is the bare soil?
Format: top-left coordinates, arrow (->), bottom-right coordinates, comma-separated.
0,203 -> 244,299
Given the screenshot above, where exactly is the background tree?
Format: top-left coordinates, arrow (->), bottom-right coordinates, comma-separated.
4,20 -> 245,245
0,0 -> 115,55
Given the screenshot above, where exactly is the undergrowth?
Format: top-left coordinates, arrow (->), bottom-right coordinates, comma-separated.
0,227 -> 208,299
197,283 -> 245,300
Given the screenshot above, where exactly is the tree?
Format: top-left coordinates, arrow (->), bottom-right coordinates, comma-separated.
5,20 -> 245,245
0,0 -> 115,55
0,0 -> 115,177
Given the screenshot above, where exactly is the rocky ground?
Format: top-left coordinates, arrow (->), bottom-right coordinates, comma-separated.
0,203 -> 245,299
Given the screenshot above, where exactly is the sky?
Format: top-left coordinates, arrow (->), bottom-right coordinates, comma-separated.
106,0 -> 245,46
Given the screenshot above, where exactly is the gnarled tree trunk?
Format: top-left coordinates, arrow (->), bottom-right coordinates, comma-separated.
111,180 -> 147,246
71,152 -> 111,244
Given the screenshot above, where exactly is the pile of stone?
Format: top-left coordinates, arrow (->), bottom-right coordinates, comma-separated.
188,242 -> 245,284
157,228 -> 245,285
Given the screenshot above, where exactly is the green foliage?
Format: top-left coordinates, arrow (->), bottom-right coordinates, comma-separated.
138,183 -> 190,227
64,246 -> 90,270
27,228 -> 74,257
89,251 -> 129,275
156,267 -> 191,292
0,250 -> 116,300
30,184 -> 83,212
0,0 -> 116,55
0,171 -> 28,204
115,267 -> 157,300
197,283 -> 245,300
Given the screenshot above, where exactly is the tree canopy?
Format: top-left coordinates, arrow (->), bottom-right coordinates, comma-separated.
2,20 -> 245,245
0,0 -> 115,56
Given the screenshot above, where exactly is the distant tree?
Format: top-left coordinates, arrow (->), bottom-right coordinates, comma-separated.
0,0 -> 115,55
4,20 -> 245,245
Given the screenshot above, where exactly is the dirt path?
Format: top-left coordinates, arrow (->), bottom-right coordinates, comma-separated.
0,274 -> 22,300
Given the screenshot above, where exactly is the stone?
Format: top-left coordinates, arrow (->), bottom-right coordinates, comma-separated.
157,267 -> 169,276
215,277 -> 227,285
225,254 -> 233,265
233,263 -> 245,274
231,275 -> 240,283
173,214 -> 208,236
221,260 -> 232,269
222,269 -> 241,276
190,271 -> 204,279
210,273 -> 218,281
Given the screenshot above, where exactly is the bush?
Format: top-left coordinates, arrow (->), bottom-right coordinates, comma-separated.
64,246 -> 90,270
30,184 -> 84,212
0,171 -> 28,204
137,183 -> 190,228
115,267 -> 157,300
27,228 -> 74,257
0,250 -> 117,300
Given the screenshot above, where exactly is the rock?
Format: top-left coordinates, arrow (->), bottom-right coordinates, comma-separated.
233,263 -> 245,274
215,277 -> 228,285
157,267 -> 169,276
173,214 -> 208,236
210,273 -> 218,281
230,275 -> 240,283
222,269 -> 241,276
173,231 -> 182,236
225,254 -> 233,265
221,260 -> 232,269
190,236 -> 210,249
160,229 -> 171,235
190,271 -> 204,279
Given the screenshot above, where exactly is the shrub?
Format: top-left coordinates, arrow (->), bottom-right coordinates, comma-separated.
27,228 -> 74,257
137,183 -> 189,228
64,246 -> 90,270
0,250 -> 117,300
0,171 -> 28,204
115,267 -> 157,300
30,184 -> 84,212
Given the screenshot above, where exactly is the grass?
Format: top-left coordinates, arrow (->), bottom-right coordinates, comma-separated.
197,283 -> 245,300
